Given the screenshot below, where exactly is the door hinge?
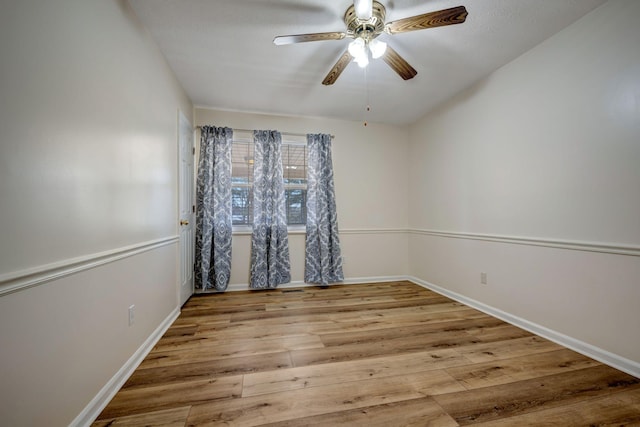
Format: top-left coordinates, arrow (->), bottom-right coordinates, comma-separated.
192,205 -> 195,213
192,147 -> 195,155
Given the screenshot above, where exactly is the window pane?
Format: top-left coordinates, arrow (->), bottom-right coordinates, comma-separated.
286,189 -> 307,225
231,142 -> 254,225
232,187 -> 252,225
231,140 -> 307,226
282,144 -> 307,225
282,144 -> 307,186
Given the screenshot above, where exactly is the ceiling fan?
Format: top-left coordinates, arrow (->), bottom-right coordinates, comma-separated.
273,0 -> 468,85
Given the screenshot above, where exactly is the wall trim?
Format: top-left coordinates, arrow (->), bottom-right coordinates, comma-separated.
70,307 -> 180,427
340,228 -> 407,235
228,226 -> 640,257
409,228 -> 640,257
340,275 -> 408,284
214,275 -> 408,293
408,276 -> 640,379
232,227 -> 306,236
0,236 -> 179,297
231,228 -> 408,237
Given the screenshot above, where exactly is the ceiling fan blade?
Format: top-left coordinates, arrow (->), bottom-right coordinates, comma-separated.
273,32 -> 346,45
381,46 -> 417,80
385,6 -> 468,35
322,50 -> 353,85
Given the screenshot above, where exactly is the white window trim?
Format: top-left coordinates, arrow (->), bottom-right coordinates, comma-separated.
232,225 -> 306,235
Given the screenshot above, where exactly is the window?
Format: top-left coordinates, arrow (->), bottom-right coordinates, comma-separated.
231,142 -> 254,225
231,140 -> 307,227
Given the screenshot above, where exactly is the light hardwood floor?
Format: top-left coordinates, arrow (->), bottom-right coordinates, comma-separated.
93,281 -> 640,426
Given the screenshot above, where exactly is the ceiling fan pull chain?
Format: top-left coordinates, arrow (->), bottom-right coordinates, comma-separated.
364,66 -> 370,127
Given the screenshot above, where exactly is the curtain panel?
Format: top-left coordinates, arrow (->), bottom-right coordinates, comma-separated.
195,126 -> 233,292
305,133 -> 344,285
250,130 -> 291,289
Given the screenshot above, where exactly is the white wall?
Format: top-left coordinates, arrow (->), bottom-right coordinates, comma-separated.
408,0 -> 640,370
0,1 -> 192,425
195,108 -> 409,287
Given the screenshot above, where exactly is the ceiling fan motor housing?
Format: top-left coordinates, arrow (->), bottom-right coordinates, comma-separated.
345,1 -> 386,40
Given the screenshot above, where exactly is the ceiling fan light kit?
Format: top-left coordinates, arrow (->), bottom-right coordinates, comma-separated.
354,0 -> 373,20
368,39 -> 387,59
348,37 -> 387,68
273,0 -> 468,85
349,40 -> 369,68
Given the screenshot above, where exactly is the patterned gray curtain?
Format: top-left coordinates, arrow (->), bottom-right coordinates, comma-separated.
305,133 -> 344,285
250,130 -> 291,289
195,126 -> 233,292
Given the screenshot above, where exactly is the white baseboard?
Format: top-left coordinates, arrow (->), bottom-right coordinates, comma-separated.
341,275 -> 409,285
222,275 -> 409,292
408,276 -> 640,379
70,307 -> 180,427
71,275 -> 639,427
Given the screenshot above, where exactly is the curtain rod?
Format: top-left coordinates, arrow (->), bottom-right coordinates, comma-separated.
196,126 -> 334,139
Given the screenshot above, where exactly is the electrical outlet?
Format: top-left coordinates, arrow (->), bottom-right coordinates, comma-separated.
128,304 -> 135,326
480,272 -> 487,285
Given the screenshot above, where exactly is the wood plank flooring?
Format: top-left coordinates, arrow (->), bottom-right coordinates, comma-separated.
93,281 -> 640,426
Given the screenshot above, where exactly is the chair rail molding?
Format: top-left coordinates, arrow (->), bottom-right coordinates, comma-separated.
409,228 -> 640,257
0,236 -> 179,297
339,228 -> 408,235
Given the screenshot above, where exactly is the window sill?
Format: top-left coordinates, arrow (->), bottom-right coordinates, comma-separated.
232,226 -> 306,236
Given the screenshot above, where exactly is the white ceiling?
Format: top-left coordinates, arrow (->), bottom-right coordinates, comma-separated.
129,0 -> 607,125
